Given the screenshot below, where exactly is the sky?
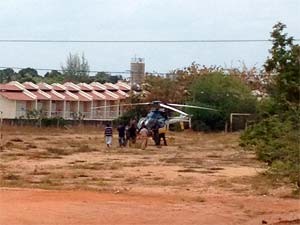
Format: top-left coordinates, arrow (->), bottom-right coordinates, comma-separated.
0,0 -> 299,77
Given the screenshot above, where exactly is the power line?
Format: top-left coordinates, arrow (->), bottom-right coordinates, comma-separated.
0,66 -> 167,78
0,66 -> 132,74
0,39 -> 299,43
0,65 -> 173,79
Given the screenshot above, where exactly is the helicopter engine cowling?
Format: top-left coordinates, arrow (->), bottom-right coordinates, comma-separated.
137,110 -> 167,130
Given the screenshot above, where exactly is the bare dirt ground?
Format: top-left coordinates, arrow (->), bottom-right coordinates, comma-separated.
0,126 -> 299,225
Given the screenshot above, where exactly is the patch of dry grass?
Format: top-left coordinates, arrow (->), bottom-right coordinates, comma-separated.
178,168 -> 201,173
76,144 -> 98,153
144,176 -> 194,187
46,147 -> 71,155
0,172 -> 26,187
10,138 -> 23,142
71,162 -> 107,170
28,150 -> 62,159
1,126 -> 287,195
34,137 -> 50,141
3,141 -> 15,149
193,196 -> 206,202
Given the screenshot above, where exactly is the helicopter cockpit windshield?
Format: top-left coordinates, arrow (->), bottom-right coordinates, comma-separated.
139,110 -> 167,130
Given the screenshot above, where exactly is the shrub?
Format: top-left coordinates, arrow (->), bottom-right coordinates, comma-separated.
188,72 -> 256,131
240,113 -> 300,185
240,22 -> 300,187
41,117 -> 67,127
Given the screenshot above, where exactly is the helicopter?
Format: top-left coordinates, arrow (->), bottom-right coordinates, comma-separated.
93,100 -> 217,131
133,101 -> 217,130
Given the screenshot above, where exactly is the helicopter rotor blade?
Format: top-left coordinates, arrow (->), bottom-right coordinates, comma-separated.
159,103 -> 188,116
92,102 -> 150,109
168,103 -> 218,111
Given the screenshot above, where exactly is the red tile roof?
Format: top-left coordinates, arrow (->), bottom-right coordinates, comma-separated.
41,90 -> 64,101
38,83 -> 52,91
78,84 -> 92,91
61,92 -> 78,101
117,90 -> 129,98
65,86 -> 79,91
111,91 -> 126,100
116,82 -> 131,91
1,81 -> 131,103
91,84 -> 106,91
104,83 -> 118,91
0,84 -> 23,91
89,91 -> 106,100
0,91 -> 35,101
23,83 -> 38,90
71,92 -> 91,102
47,91 -> 64,101
52,84 -> 66,91
102,90 -> 119,101
30,91 -> 50,100
117,86 -> 130,91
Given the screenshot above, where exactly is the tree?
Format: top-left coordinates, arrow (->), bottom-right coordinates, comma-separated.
188,72 -> 256,131
171,63 -> 224,101
143,75 -> 183,103
241,22 -> 300,186
0,68 -> 16,83
17,67 -> 42,83
44,70 -> 64,83
18,68 -> 39,77
61,53 -> 90,82
93,72 -> 122,84
264,22 -> 300,110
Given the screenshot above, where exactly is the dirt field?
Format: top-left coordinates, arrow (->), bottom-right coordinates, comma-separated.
0,126 -> 299,225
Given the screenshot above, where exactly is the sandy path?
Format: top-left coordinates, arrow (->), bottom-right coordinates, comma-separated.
1,188 -> 299,225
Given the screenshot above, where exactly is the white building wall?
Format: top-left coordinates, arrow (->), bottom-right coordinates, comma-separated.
0,96 -> 16,119
16,101 -> 27,118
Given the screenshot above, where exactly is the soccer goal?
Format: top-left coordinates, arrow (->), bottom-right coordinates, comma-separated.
230,113 -> 253,132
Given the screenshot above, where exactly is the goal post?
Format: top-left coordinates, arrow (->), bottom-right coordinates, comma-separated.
230,113 -> 252,132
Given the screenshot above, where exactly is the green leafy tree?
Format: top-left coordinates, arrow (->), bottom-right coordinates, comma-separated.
44,70 -> 64,83
18,68 -> 39,77
188,72 -> 256,131
265,22 -> 300,110
94,72 -> 110,83
16,67 -> 42,83
93,72 -> 122,84
0,68 -> 16,83
171,63 -> 224,101
241,22 -> 300,186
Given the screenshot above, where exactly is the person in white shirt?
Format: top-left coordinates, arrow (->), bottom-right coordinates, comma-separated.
139,125 -> 148,150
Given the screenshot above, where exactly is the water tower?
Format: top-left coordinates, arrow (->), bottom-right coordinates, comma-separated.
130,57 -> 145,88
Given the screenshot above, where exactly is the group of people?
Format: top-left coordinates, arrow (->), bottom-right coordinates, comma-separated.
104,122 -> 167,150
104,123 -> 135,148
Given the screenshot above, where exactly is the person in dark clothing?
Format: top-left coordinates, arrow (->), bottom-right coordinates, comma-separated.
125,125 -> 130,146
152,122 -> 160,147
117,124 -> 126,147
159,125 -> 167,146
128,124 -> 137,147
